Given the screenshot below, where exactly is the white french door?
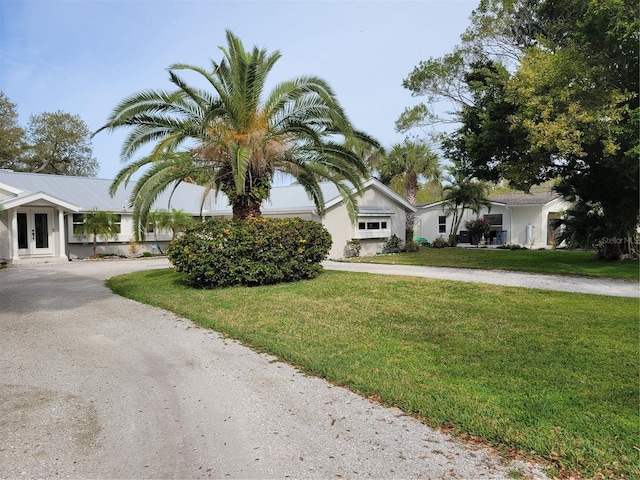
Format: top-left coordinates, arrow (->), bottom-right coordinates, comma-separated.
17,208 -> 53,256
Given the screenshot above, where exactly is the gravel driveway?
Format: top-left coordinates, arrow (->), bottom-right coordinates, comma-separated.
1,258 -> 559,479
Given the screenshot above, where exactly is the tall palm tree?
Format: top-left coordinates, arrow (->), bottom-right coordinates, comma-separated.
75,209 -> 120,257
377,137 -> 440,241
442,167 -> 492,246
95,30 -> 378,240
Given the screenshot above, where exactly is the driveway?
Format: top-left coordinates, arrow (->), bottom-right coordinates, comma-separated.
323,261 -> 639,297
1,258 -> 557,479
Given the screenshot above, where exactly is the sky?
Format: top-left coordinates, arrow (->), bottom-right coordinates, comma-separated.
1,0 -> 477,181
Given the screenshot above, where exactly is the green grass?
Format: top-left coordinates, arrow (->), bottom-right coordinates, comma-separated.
107,269 -> 639,478
351,247 -> 639,280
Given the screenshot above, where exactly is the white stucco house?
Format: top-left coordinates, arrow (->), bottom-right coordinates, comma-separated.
0,170 -> 414,264
414,192 -> 572,248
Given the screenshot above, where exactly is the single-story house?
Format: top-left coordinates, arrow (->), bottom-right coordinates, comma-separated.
0,170 -> 414,264
414,192 -> 572,248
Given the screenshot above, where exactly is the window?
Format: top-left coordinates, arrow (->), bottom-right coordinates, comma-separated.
72,214 -> 84,236
355,216 -> 391,239
112,214 -> 122,234
484,214 -> 503,231
438,215 -> 446,234
358,221 -> 387,231
72,213 -> 121,235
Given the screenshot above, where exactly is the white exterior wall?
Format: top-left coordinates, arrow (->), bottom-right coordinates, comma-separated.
414,205 -> 502,243
0,209 -> 9,262
415,197 -> 570,247
323,187 -> 408,258
322,204 -> 352,259
510,198 -> 570,247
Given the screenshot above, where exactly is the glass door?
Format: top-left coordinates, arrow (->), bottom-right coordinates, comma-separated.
16,209 -> 53,256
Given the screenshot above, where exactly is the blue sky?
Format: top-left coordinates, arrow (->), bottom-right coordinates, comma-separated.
1,0 -> 477,180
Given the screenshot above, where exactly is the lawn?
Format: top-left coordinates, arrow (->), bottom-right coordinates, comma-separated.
107,269 -> 639,478
350,247 -> 639,281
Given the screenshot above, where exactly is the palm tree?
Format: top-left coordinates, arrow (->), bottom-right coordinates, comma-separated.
157,209 -> 194,241
75,209 -> 120,257
95,30 -> 378,240
442,168 -> 492,246
147,209 -> 194,253
377,137 -> 440,241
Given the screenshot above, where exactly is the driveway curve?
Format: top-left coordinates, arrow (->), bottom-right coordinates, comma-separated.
0,259 -> 555,479
323,261 -> 639,298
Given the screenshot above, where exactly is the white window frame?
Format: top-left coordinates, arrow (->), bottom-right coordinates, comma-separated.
438,215 -> 447,234
354,216 -> 391,239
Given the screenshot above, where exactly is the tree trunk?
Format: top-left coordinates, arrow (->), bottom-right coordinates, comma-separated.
449,209 -> 462,246
232,199 -> 262,219
406,178 -> 417,243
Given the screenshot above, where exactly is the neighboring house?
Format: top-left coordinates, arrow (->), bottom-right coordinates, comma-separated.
414,192 -> 571,248
0,170 -> 414,264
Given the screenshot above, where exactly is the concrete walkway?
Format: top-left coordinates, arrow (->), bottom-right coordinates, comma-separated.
323,260 -> 639,298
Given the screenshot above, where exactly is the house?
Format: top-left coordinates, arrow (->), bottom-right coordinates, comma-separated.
0,170 -> 414,264
414,192 -> 572,247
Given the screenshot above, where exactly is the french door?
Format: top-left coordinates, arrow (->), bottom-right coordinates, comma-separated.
17,208 -> 53,256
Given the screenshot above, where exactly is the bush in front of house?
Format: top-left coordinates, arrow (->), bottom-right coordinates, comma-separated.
431,237 -> 448,248
382,234 -> 403,254
166,217 -> 332,288
403,241 -> 420,252
465,217 -> 492,245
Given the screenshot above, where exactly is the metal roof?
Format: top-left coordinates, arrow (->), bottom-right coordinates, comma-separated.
0,170 -> 213,214
0,171 -> 415,215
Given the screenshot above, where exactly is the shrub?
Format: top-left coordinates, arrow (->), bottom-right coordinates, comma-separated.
497,243 -> 527,250
166,217 -> 332,288
431,237 -> 448,248
403,241 -> 420,253
465,217 -> 492,245
345,239 -> 361,258
382,234 -> 403,254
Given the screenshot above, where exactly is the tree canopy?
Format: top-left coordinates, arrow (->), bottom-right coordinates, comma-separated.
0,92 -> 25,171
96,30 -> 378,239
400,0 -> 639,257
0,93 -> 98,177
376,137 -> 440,241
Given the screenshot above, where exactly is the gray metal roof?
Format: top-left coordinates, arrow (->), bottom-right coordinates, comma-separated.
0,171 -> 414,215
0,170 -> 213,214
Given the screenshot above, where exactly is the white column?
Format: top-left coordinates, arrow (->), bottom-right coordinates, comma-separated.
10,209 -> 20,262
58,209 -> 67,259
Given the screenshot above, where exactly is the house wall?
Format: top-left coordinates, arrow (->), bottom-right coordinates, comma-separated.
415,205 -> 512,244
323,187 -> 408,258
415,197 -> 571,247
510,198 -> 570,247
0,209 -> 9,262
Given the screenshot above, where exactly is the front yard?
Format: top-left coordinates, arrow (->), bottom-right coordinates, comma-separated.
107,268 -> 639,478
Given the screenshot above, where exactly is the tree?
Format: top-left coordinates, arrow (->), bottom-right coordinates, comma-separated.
0,91 -> 26,170
376,137 -> 440,241
74,209 -> 120,258
96,30 -> 377,239
442,165 -> 492,246
23,111 -> 98,176
400,0 -> 639,258
148,209 -> 194,247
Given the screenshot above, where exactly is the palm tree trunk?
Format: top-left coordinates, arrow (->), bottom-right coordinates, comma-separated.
449,208 -> 461,246
232,199 -> 262,219
405,177 -> 418,242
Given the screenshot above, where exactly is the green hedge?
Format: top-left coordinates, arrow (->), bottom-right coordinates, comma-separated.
166,217 -> 332,288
